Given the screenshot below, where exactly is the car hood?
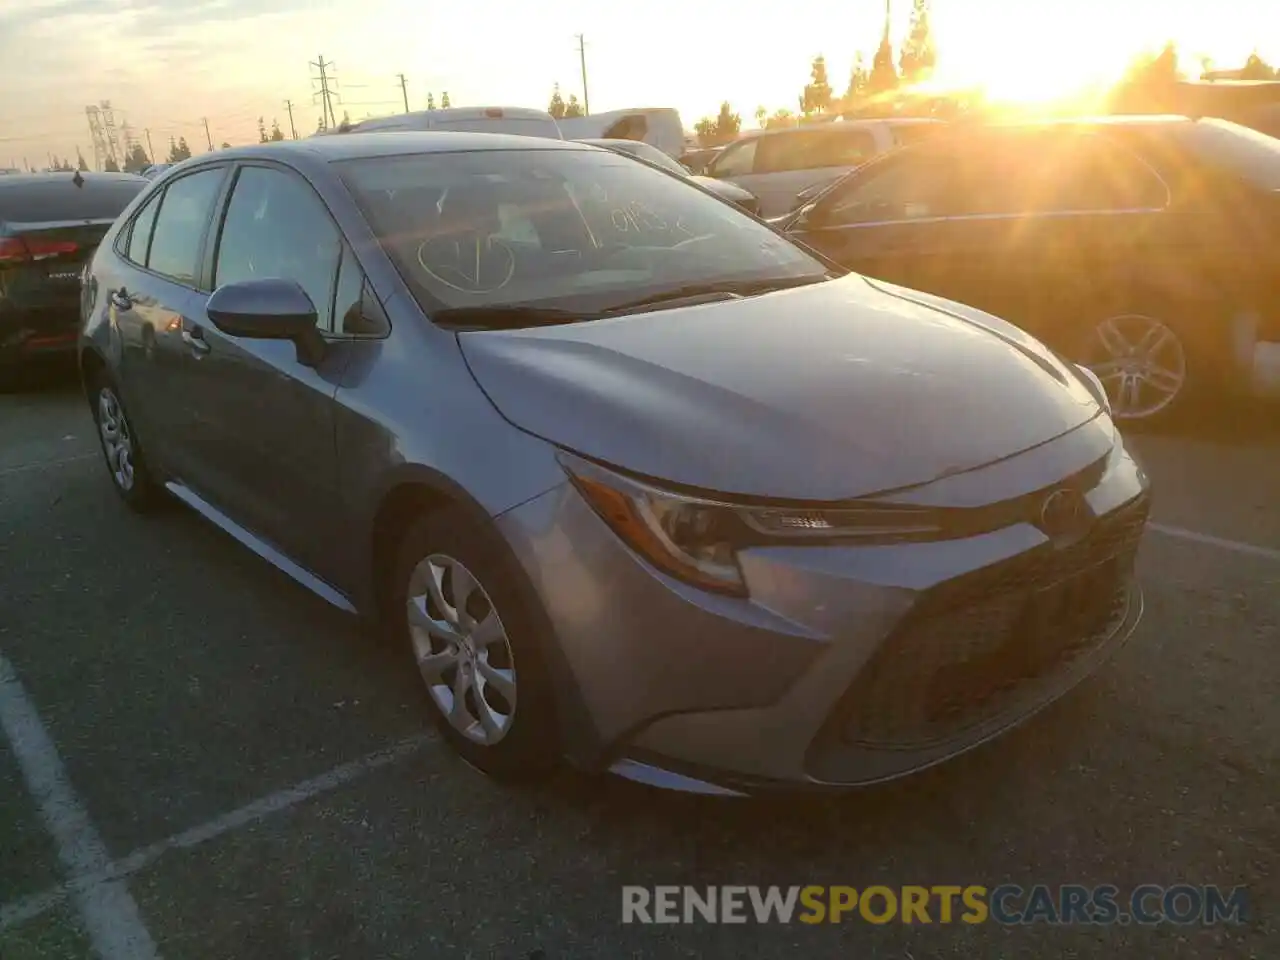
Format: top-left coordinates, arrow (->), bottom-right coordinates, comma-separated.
458,274 -> 1102,501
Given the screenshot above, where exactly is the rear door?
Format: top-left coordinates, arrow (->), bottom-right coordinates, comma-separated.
190,162 -> 359,584
111,166 -> 229,477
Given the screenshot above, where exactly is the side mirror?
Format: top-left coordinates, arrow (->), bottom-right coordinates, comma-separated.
207,278 -> 325,366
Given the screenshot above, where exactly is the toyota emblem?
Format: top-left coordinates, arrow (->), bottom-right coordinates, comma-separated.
1039,488 -> 1089,540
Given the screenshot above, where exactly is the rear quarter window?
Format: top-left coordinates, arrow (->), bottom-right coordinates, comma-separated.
0,177 -> 147,223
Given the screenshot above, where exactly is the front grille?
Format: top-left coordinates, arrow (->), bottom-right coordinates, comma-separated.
833,493 -> 1150,750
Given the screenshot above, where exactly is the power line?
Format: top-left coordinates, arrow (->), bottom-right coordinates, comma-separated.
310,55 -> 338,129
576,33 -> 591,115
397,73 -> 410,113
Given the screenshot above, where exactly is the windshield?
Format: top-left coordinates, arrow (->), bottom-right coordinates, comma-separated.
338,147 -> 828,316
1182,118 -> 1280,190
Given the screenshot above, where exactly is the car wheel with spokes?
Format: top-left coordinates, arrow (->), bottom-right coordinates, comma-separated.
391,508 -> 560,780
1079,313 -> 1190,426
90,374 -> 161,510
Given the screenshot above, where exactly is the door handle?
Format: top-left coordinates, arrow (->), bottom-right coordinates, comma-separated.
109,288 -> 133,311
181,328 -> 210,355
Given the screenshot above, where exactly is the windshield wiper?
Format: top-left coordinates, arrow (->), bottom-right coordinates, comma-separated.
601,274 -> 833,315
432,305 -> 592,330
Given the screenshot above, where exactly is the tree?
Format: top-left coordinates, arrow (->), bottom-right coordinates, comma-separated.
694,101 -> 741,145
1241,51 -> 1277,80
167,137 -> 191,163
76,151 -> 89,171
548,83 -> 566,119
441,91 -> 452,108
754,105 -> 767,128
764,108 -> 796,130
269,119 -> 285,141
899,0 -> 937,84
1125,42 -> 1182,88
316,115 -> 326,133
103,156 -> 121,172
802,55 -> 834,115
844,52 -> 871,107
122,142 -> 150,173
868,31 -> 900,94
565,93 -> 585,118
427,92 -> 436,110
257,117 -> 269,143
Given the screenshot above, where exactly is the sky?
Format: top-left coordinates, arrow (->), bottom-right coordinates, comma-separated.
1,0 -> 1277,169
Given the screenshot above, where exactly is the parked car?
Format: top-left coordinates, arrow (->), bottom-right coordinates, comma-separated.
780,116 -> 1280,425
678,145 -> 724,175
81,133 -> 1149,794
1110,79 -> 1280,138
581,137 -> 761,214
322,106 -> 563,140
558,108 -> 685,159
1,171 -> 147,380
701,119 -> 943,217
141,163 -> 174,180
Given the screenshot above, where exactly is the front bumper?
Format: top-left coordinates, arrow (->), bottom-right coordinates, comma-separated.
495,416 -> 1150,792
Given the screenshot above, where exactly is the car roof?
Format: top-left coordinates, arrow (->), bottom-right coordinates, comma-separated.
212,131 -> 591,164
0,171 -> 146,190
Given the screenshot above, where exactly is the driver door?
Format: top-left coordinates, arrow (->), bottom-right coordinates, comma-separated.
188,163 -> 354,587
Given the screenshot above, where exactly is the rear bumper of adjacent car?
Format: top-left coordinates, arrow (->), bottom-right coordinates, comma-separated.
495,418 -> 1151,793
0,304 -> 81,368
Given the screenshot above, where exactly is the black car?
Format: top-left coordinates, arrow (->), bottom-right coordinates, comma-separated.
1,172 -> 147,379
579,138 -> 761,215
782,116 -> 1280,425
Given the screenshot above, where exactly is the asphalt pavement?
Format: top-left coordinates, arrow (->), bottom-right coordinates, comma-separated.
1,373 -> 1276,960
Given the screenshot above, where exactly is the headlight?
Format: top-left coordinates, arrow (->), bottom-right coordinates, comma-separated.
1074,363 -> 1112,415
559,453 -> 944,597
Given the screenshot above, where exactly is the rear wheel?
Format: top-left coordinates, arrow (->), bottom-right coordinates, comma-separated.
89,373 -> 161,511
391,509 -> 560,781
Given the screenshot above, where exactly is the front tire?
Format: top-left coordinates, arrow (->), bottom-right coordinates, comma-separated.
391,509 -> 561,781
89,373 -> 161,511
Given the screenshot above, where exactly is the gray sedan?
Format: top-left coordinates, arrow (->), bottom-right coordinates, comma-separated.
79,133 -> 1150,794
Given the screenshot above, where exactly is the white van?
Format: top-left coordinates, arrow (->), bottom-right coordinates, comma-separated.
556,108 -> 685,158
323,106 -> 564,140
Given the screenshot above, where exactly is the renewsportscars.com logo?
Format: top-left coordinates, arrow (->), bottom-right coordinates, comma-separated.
621,885 -> 1250,926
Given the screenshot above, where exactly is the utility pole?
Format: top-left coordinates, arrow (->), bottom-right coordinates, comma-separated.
311,55 -> 337,130
397,73 -> 410,113
576,33 -> 590,115
144,129 -> 155,163
201,117 -> 213,151
284,99 -> 298,139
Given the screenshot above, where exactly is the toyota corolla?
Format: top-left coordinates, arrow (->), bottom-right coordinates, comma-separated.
79,133 -> 1150,794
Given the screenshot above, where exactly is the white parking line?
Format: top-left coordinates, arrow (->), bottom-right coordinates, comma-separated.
0,733 -> 431,933
1148,522 -> 1280,563
0,653 -> 160,958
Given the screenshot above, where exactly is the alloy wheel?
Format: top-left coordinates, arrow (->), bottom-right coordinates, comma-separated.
406,553 -> 518,745
96,387 -> 136,491
1084,314 -> 1187,421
